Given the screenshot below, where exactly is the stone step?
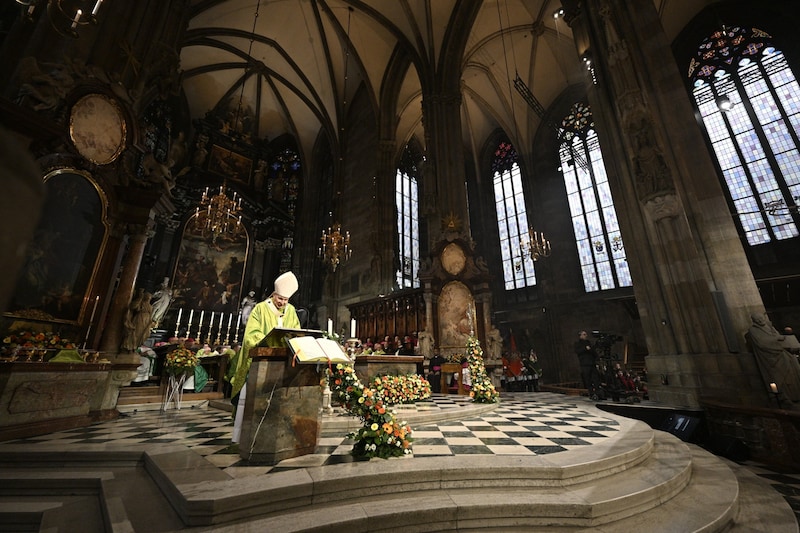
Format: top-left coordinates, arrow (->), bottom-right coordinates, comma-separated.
189,433 -> 740,532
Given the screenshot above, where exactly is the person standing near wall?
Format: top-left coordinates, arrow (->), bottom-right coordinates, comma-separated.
574,330 -> 601,400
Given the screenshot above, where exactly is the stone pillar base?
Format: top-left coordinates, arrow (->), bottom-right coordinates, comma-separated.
645,352 -> 769,408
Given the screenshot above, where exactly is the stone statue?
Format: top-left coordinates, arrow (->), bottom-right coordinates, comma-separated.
746,312 -> 800,407
240,290 -> 258,325
150,277 -> 173,328
418,329 -> 435,358
487,327 -> 503,360
122,288 -> 153,352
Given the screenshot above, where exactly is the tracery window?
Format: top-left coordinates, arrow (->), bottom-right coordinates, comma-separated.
690,26 -> 800,245
492,141 -> 536,289
559,102 -> 631,292
395,146 -> 420,289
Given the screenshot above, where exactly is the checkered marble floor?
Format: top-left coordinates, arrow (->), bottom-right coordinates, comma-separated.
6,392 -> 800,523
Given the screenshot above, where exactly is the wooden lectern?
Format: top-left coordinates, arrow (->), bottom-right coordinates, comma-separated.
238,343 -> 323,464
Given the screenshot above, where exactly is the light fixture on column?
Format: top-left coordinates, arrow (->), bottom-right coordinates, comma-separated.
520,228 -> 551,262
19,0 -> 106,38
319,222 -> 351,272
193,181 -> 243,243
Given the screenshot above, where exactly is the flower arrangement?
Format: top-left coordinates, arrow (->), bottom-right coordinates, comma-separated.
465,336 -> 500,403
1,331 -> 76,355
327,363 -> 414,459
370,373 -> 431,405
164,346 -> 198,375
446,352 -> 465,364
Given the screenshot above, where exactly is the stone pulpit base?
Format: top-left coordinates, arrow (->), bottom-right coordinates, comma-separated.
239,347 -> 322,465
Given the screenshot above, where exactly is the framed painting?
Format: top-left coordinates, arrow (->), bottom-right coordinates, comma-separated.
7,170 -> 108,323
172,215 -> 249,316
208,145 -> 252,184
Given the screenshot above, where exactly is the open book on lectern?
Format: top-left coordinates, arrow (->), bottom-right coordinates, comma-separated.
257,327 -> 324,347
286,336 -> 352,364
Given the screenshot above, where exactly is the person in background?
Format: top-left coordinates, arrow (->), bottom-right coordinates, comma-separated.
574,330 -> 601,400
230,272 -> 300,443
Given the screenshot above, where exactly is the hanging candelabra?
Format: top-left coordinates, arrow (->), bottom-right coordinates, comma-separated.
319,222 -> 352,272
520,228 -> 551,262
193,181 -> 244,243
19,0 -> 106,38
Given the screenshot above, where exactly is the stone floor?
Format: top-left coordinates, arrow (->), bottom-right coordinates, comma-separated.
3,391 -> 800,529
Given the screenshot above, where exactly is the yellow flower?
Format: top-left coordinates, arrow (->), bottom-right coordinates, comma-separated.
370,423 -> 378,431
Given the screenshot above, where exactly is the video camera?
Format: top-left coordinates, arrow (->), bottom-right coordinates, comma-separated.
591,331 -> 622,359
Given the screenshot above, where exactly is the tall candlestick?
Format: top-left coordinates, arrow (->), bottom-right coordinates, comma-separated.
350,318 -> 356,339
82,295 -> 100,349
234,313 -> 242,343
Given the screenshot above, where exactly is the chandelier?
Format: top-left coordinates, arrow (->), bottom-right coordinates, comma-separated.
520,228 -> 551,262
18,0 -> 106,38
319,223 -> 351,272
193,182 -> 244,243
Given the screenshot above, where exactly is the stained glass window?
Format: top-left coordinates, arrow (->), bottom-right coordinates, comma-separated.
396,145 -> 420,289
492,141 -> 537,290
559,102 -> 631,292
690,26 -> 800,245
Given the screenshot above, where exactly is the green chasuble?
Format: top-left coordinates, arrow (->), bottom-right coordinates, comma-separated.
230,299 -> 300,398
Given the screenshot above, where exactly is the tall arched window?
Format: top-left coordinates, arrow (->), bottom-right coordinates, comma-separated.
492,141 -> 536,289
396,145 -> 420,288
690,26 -> 800,245
559,102 -> 632,292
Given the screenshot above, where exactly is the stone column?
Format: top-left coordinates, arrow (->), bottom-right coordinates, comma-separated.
562,0 -> 765,407
373,139 -> 397,295
99,222 -> 153,360
421,92 -> 470,237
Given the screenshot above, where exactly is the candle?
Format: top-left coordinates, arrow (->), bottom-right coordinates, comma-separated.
199,310 -> 205,325
176,307 -> 183,326
770,382 -> 778,393
227,313 -> 233,328
88,295 -> 99,325
71,9 -> 82,29
350,318 -> 356,339
188,309 -> 194,325
236,312 -> 241,326
209,311 -> 216,330
91,0 -> 103,16
327,318 -> 333,336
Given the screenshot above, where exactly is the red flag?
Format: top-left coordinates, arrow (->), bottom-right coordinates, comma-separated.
509,328 -> 518,353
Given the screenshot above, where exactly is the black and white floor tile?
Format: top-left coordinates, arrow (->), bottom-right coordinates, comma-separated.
7,391 -> 800,524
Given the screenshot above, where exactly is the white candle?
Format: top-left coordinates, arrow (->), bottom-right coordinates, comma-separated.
770,382 -> 778,393
227,313 -> 233,328
236,312 -> 242,326
188,309 -> 194,325
88,295 -> 99,325
327,318 -> 333,336
176,307 -> 183,326
71,9 -> 82,29
350,318 -> 356,338
199,310 -> 205,325
209,311 -> 216,330
91,0 -> 103,16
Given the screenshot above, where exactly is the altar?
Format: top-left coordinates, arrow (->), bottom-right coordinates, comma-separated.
352,354 -> 424,384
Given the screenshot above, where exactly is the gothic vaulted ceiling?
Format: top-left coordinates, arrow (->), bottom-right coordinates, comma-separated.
181,0 -> 710,165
